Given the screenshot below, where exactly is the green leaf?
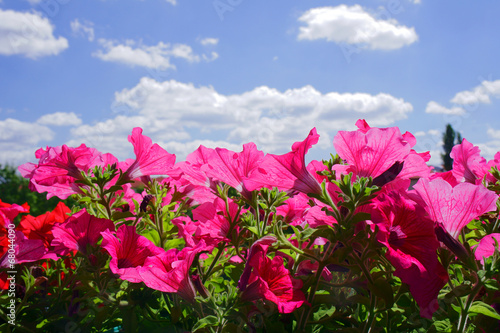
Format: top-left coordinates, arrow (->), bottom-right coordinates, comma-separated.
246,226 -> 259,236
111,211 -> 135,220
431,319 -> 453,332
469,301 -> 500,320
350,212 -> 371,224
369,278 -> 394,308
192,315 -> 219,332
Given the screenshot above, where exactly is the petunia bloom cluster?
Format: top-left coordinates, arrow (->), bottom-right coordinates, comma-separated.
4,119 -> 500,332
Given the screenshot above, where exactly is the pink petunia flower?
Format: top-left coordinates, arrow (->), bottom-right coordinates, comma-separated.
189,197 -> 242,246
450,138 -> 489,184
239,236 -> 307,313
244,128 -> 323,196
333,119 -> 429,187
474,233 -> 500,264
0,231 -> 46,267
19,144 -> 111,199
101,225 -> 164,283
138,242 -> 205,302
370,190 -> 448,318
51,209 -> 115,255
121,127 -> 176,180
166,145 -> 218,205
412,178 -> 498,239
200,143 -> 264,199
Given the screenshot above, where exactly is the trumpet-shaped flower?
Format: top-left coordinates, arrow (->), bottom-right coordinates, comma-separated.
121,127 -> 176,180
474,233 -> 500,264
412,178 -> 498,239
101,225 -> 164,283
239,236 -> 306,313
18,201 -> 70,248
370,191 -> 447,318
244,128 -> 322,196
333,120 -> 429,186
450,138 -> 488,184
0,231 -> 46,267
18,144 -> 110,199
200,143 -> 264,199
139,242 -> 205,302
52,209 -> 115,255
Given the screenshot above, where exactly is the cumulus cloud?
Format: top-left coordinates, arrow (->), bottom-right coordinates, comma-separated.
425,101 -> 466,115
0,118 -> 54,165
0,9 -> 68,59
93,39 -> 201,69
450,80 -> 500,106
297,5 -> 418,50
66,78 -> 413,162
70,19 -> 94,42
37,112 -> 82,126
200,38 -> 218,46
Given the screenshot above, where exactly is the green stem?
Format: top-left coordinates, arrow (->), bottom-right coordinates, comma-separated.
296,242 -> 332,332
202,244 -> 225,283
456,281 -> 482,333
296,262 -> 326,332
362,293 -> 377,333
492,213 -> 500,233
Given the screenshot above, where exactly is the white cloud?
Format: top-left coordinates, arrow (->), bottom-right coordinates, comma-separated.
450,80 -> 500,106
37,112 -> 82,126
487,128 -> 500,140
297,5 -> 418,50
0,118 -> 54,165
200,38 -> 218,46
66,78 -> 413,162
202,51 -> 219,62
70,19 -> 94,42
0,9 -> 68,59
425,101 -> 466,115
93,39 -> 201,69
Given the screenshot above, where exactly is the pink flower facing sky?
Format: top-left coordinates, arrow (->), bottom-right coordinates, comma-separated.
200,143 -> 264,199
101,225 -> 164,283
333,119 -> 430,188
167,145 -> 218,205
51,209 -> 115,255
450,138 -> 489,184
370,190 -> 448,318
19,144 -> 113,199
239,236 -> 307,313
120,127 -> 176,180
412,178 -> 498,239
450,138 -> 500,185
244,128 -> 323,197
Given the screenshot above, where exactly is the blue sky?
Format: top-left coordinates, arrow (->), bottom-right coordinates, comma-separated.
2,0 -> 500,168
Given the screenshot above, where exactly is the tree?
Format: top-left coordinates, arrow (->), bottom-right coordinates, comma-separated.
0,164 -> 76,216
441,124 -> 462,171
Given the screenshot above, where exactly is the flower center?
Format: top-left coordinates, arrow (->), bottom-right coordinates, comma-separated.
388,225 -> 406,247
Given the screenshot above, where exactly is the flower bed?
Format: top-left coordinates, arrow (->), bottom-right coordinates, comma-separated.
1,120 -> 500,332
